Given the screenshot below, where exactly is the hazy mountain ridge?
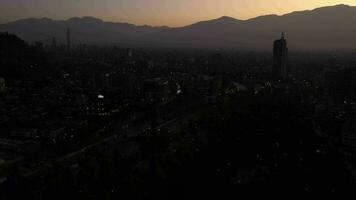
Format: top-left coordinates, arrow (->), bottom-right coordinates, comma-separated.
0,16 -> 168,46
0,4 -> 355,50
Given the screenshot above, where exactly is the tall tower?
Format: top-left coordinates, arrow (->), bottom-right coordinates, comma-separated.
66,28 -> 71,50
272,32 -> 288,80
51,37 -> 57,48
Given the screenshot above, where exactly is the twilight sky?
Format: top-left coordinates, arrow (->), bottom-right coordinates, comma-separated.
0,0 -> 355,27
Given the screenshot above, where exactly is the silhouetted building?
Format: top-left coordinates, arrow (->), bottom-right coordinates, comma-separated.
51,37 -> 57,48
127,48 -> 133,58
272,33 -> 288,80
103,73 -> 113,90
82,94 -> 109,117
92,72 -> 115,91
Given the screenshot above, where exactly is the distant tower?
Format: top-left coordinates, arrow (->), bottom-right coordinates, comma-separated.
103,73 -> 113,90
51,37 -> 57,48
66,28 -> 71,49
272,32 -> 288,80
128,48 -> 132,58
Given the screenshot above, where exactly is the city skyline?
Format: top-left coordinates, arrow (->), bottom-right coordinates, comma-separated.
1,1 -> 356,27
2,1 -> 356,197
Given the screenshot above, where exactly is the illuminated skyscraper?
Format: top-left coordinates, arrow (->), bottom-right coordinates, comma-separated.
272,33 -> 288,80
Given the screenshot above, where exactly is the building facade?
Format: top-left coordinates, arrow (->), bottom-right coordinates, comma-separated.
272,33 -> 288,80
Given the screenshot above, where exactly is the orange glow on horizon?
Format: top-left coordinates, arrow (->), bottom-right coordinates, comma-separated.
99,0 -> 356,27
1,0 -> 356,27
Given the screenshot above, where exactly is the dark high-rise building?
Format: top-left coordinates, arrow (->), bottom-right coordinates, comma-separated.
272,33 -> 288,80
66,28 -> 71,49
51,37 -> 57,48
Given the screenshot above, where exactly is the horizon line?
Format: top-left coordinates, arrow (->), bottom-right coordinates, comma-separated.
0,4 -> 353,28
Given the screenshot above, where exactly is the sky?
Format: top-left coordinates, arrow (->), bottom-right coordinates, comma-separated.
1,0 -> 356,27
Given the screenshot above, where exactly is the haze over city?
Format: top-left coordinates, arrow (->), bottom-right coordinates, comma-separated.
1,0 -> 356,26
2,1 -> 356,198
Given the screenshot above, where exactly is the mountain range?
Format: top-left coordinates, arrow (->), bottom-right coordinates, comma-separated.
0,4 -> 356,50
